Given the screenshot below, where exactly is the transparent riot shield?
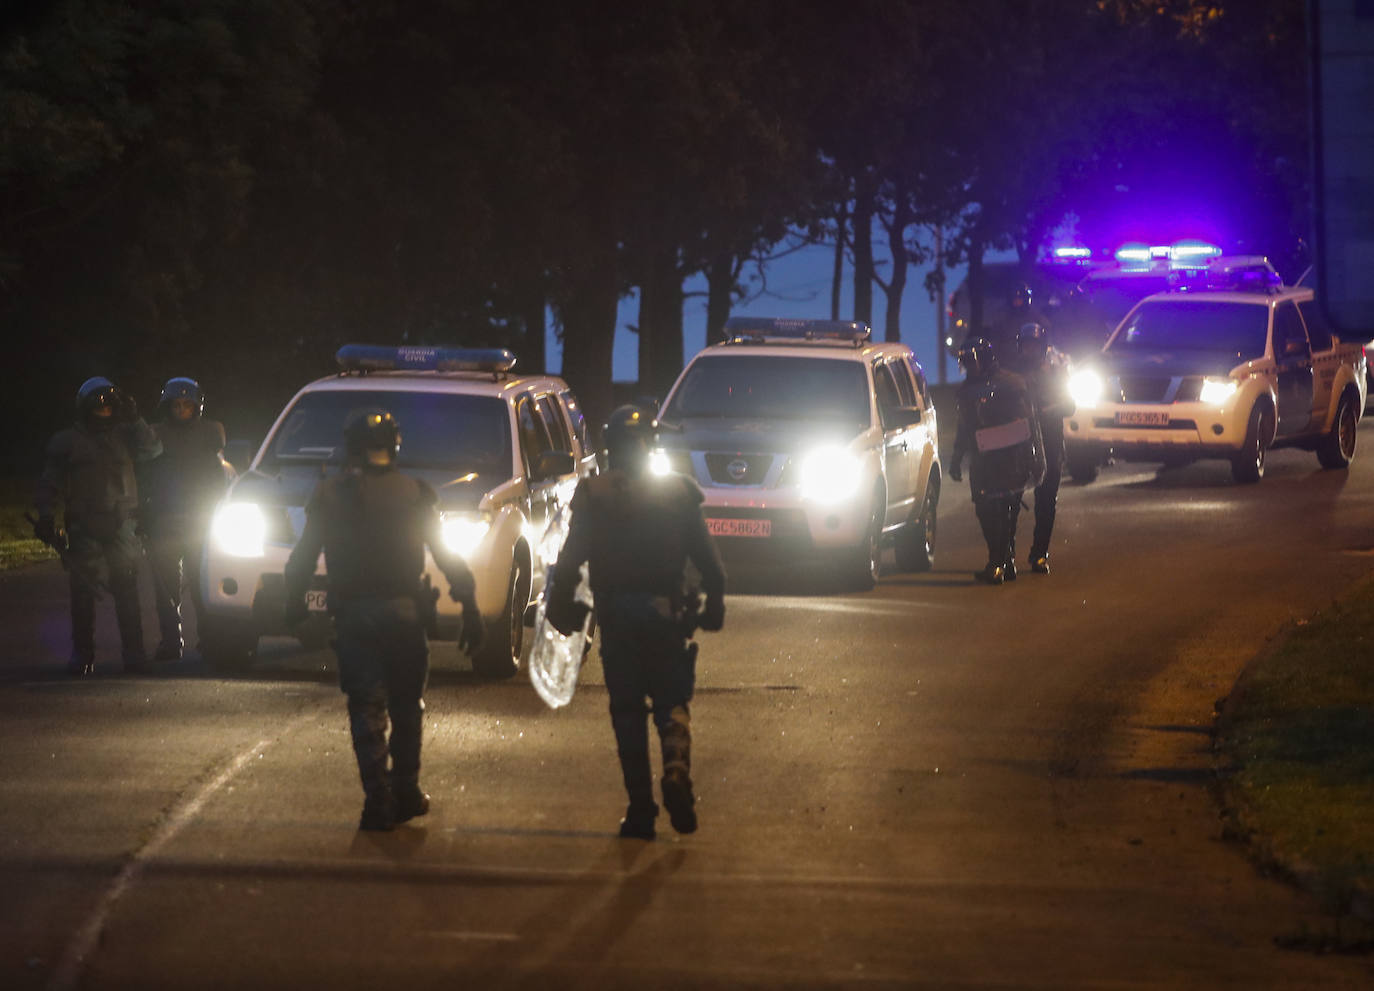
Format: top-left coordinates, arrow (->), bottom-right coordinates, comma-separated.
529,505 -> 594,709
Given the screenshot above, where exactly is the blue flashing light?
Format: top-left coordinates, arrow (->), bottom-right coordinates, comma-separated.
336,344 -> 517,374
1053,246 -> 1092,260
1115,243 -> 1152,265
723,317 -> 872,344
1171,239 -> 1222,261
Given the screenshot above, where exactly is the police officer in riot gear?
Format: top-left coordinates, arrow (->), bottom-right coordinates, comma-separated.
948,340 -> 1042,585
34,377 -> 162,674
986,282 -> 1052,362
1011,324 -> 1076,574
284,409 -> 485,831
546,405 -> 726,840
142,377 -> 228,661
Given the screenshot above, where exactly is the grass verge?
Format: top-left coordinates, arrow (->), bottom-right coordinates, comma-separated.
1215,578 -> 1374,946
0,478 -> 56,570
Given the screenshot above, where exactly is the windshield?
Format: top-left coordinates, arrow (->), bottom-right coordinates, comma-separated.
262,390 -> 512,477
1107,300 -> 1270,361
662,355 -> 871,426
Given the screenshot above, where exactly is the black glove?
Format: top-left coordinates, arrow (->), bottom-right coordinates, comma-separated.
284,596 -> 310,629
699,593 -> 725,632
115,389 -> 139,423
949,462 -> 962,483
457,598 -> 485,653
33,515 -> 58,546
547,597 -> 590,637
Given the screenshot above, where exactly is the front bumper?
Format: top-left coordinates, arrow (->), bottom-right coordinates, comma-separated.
699,485 -> 871,560
1065,400 -> 1249,459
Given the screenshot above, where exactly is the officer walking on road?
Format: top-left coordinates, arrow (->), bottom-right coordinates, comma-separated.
985,282 -> 1052,363
546,405 -> 726,840
284,409 -> 484,831
34,377 -> 162,674
142,377 -> 229,661
1010,324 -> 1075,574
948,340 -> 1042,585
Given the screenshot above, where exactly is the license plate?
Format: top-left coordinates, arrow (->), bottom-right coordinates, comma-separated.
1116,410 -> 1170,426
305,589 -> 329,612
707,518 -> 772,538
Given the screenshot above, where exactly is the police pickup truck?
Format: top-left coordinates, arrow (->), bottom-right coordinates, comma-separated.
1064,259 -> 1366,484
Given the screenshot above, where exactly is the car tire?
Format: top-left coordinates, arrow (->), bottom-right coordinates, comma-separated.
472,554 -> 530,680
1231,403 -> 1272,484
1066,447 -> 1100,484
895,476 -> 938,572
845,491 -> 884,591
1317,390 -> 1358,470
200,619 -> 257,672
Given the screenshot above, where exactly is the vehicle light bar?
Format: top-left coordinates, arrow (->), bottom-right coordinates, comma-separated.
1114,239 -> 1222,269
723,317 -> 872,344
1052,246 -> 1092,260
336,344 -> 517,373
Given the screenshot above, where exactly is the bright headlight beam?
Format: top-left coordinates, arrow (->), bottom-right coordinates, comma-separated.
440,513 -> 490,558
1199,378 -> 1238,405
649,447 -> 672,476
1069,369 -> 1104,409
799,445 -> 863,504
211,502 -> 267,558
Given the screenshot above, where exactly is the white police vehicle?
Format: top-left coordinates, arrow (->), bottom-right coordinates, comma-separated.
200,345 -> 596,678
653,318 -> 941,589
1063,257 -> 1367,483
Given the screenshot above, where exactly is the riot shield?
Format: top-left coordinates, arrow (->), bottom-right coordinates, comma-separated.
529,505 -> 594,709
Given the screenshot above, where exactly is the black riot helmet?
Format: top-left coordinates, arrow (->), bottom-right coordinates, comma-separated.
1010,282 -> 1033,308
956,338 -> 998,381
1016,322 -> 1050,363
344,408 -> 402,470
602,404 -> 656,473
159,377 -> 204,419
75,376 -> 119,427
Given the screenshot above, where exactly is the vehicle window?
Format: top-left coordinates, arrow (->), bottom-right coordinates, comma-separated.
874,362 -> 904,430
906,357 -> 931,408
536,395 -> 572,452
559,390 -> 588,450
661,355 -> 871,427
517,396 -> 555,468
262,390 -> 512,478
1108,301 -> 1270,361
1273,302 -> 1309,357
1298,301 -> 1333,353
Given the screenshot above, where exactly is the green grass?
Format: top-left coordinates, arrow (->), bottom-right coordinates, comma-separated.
0,478 -> 56,570
1215,581 -> 1374,931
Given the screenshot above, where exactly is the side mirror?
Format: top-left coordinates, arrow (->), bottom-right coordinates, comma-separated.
224,439 -> 256,475
532,450 -> 575,481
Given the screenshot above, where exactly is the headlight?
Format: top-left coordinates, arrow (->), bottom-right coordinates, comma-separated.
649,447 -> 672,476
798,445 -> 863,504
210,502 -> 267,558
440,512 -> 490,558
1199,378 -> 1238,405
1069,369 -> 1104,409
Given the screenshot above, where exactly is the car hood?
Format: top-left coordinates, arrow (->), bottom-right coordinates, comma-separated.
228,465 -> 488,512
1095,350 -> 1242,378
658,417 -> 865,454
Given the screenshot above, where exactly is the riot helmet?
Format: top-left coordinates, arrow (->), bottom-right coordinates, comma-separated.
603,404 -> 656,473
1016,322 -> 1050,363
956,338 -> 998,380
75,376 -> 119,428
159,377 -> 204,421
344,408 -> 402,470
1010,282 -> 1033,308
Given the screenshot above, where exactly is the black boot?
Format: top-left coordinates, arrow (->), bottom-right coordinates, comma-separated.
392,777 -> 430,824
619,801 -> 658,840
973,563 -> 1005,585
1031,553 -> 1050,575
359,785 -> 396,832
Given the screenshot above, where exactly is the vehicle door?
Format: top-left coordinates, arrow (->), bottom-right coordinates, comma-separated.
1298,300 -> 1339,427
874,359 -> 917,528
557,388 -> 598,475
516,394 -> 565,561
1272,300 -> 1314,436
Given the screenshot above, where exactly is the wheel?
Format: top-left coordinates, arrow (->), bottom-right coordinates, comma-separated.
200,619 -> 257,672
844,491 -> 884,591
894,476 -> 938,572
1316,390 -> 1358,469
1231,403 -> 1272,484
1066,447 -> 1100,484
472,554 -> 530,680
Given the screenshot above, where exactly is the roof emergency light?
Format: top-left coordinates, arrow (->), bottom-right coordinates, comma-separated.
1052,246 -> 1092,260
335,344 -> 518,374
723,317 -> 872,345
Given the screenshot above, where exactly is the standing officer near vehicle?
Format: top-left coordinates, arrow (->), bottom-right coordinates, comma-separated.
284,409 -> 485,831
142,377 -> 229,661
947,340 -> 1042,585
546,405 -> 726,840
34,377 -> 162,674
985,282 -> 1052,363
1010,324 -> 1075,574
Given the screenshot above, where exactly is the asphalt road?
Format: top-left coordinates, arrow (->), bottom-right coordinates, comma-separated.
4,443 -> 1374,989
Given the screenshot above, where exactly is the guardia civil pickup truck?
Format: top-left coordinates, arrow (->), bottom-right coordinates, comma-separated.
1063,259 -> 1366,484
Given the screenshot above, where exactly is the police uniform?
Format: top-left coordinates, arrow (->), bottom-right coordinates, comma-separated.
1011,328 -> 1075,573
142,378 -> 228,660
284,410 -> 483,831
949,343 -> 1040,585
548,406 -> 726,840
34,378 -> 162,674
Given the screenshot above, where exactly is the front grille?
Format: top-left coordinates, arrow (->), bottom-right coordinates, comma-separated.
1119,376 -> 1171,402
1094,417 -> 1197,431
705,452 -> 773,485
1173,377 -> 1203,402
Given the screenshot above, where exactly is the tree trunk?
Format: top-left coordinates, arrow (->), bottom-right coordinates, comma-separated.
637,242 -> 685,400
705,250 -> 735,346
555,238 -> 618,444
520,279 -> 547,374
967,237 -> 986,343
883,193 -> 911,343
851,172 -> 875,326
831,198 -> 848,320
